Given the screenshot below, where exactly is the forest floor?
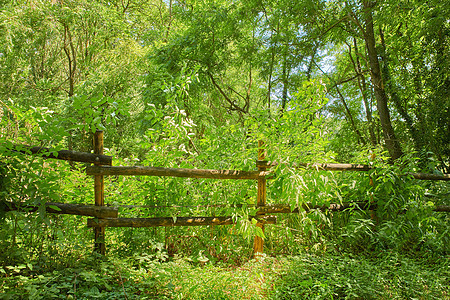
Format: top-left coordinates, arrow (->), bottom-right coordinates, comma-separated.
1,251 -> 448,299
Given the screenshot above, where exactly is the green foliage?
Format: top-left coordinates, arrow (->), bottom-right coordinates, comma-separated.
2,253 -> 448,299
0,0 -> 449,299
334,156 -> 449,255
271,253 -> 449,300
1,255 -> 166,299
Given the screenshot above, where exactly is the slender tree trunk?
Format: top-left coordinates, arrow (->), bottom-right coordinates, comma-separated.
281,53 -> 289,113
63,22 -> 77,165
306,44 -> 318,81
62,23 -> 76,97
335,85 -> 366,145
378,28 -> 424,156
363,0 -> 403,160
267,34 -> 276,112
279,23 -> 292,116
353,37 -> 377,146
267,23 -> 280,112
434,27 -> 450,173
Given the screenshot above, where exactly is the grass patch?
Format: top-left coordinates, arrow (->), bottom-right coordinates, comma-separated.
1,252 -> 448,299
271,252 -> 449,300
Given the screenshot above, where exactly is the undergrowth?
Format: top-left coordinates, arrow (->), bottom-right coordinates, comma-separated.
1,251 -> 448,299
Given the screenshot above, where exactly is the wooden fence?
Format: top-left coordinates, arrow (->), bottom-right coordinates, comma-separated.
3,131 -> 449,256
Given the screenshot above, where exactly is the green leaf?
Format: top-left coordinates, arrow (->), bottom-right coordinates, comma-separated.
48,205 -> 61,212
255,226 -> 265,239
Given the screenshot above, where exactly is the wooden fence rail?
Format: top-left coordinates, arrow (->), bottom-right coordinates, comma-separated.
87,216 -> 276,228
86,165 -> 271,179
255,203 -> 450,213
0,201 -> 118,218
4,201 -> 446,218
5,144 -> 112,165
5,133 -> 449,257
257,161 -> 450,181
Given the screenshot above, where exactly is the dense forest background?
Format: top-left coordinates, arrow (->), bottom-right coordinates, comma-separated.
1,0 -> 449,299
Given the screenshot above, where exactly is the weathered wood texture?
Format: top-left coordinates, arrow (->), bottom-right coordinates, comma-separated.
256,203 -> 375,214
256,161 -> 449,180
254,140 -> 267,257
256,160 -> 371,171
5,144 -> 112,165
299,202 -> 377,212
435,206 -> 450,212
0,201 -> 118,218
87,216 -> 277,228
94,131 -> 105,208
407,173 -> 450,181
257,203 -> 449,213
93,130 -> 106,255
86,165 -> 271,179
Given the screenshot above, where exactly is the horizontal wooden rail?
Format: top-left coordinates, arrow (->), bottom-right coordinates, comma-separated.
87,215 -> 276,228
86,166 -> 271,179
256,161 -> 371,171
5,144 -> 112,165
256,203 -> 376,214
101,202 -> 449,213
257,161 -> 450,181
1,201 -> 118,218
434,205 -> 450,212
256,203 -> 450,213
406,173 -> 450,181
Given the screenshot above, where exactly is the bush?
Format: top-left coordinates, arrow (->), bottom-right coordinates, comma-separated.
271,253 -> 449,300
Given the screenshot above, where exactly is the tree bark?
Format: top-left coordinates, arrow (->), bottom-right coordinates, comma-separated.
362,0 -> 403,161
351,37 -> 377,146
378,28 -> 424,155
267,31 -> 276,111
62,23 -> 76,97
280,52 -> 290,114
335,85 -> 366,145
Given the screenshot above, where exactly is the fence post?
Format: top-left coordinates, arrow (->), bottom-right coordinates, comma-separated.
253,140 -> 266,258
93,130 -> 106,255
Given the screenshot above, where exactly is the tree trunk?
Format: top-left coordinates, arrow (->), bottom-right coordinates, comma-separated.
362,0 -> 403,161
306,44 -> 318,81
267,33 -> 276,112
353,37 -> 377,146
335,85 -> 366,145
378,28 -> 424,156
281,52 -> 289,113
